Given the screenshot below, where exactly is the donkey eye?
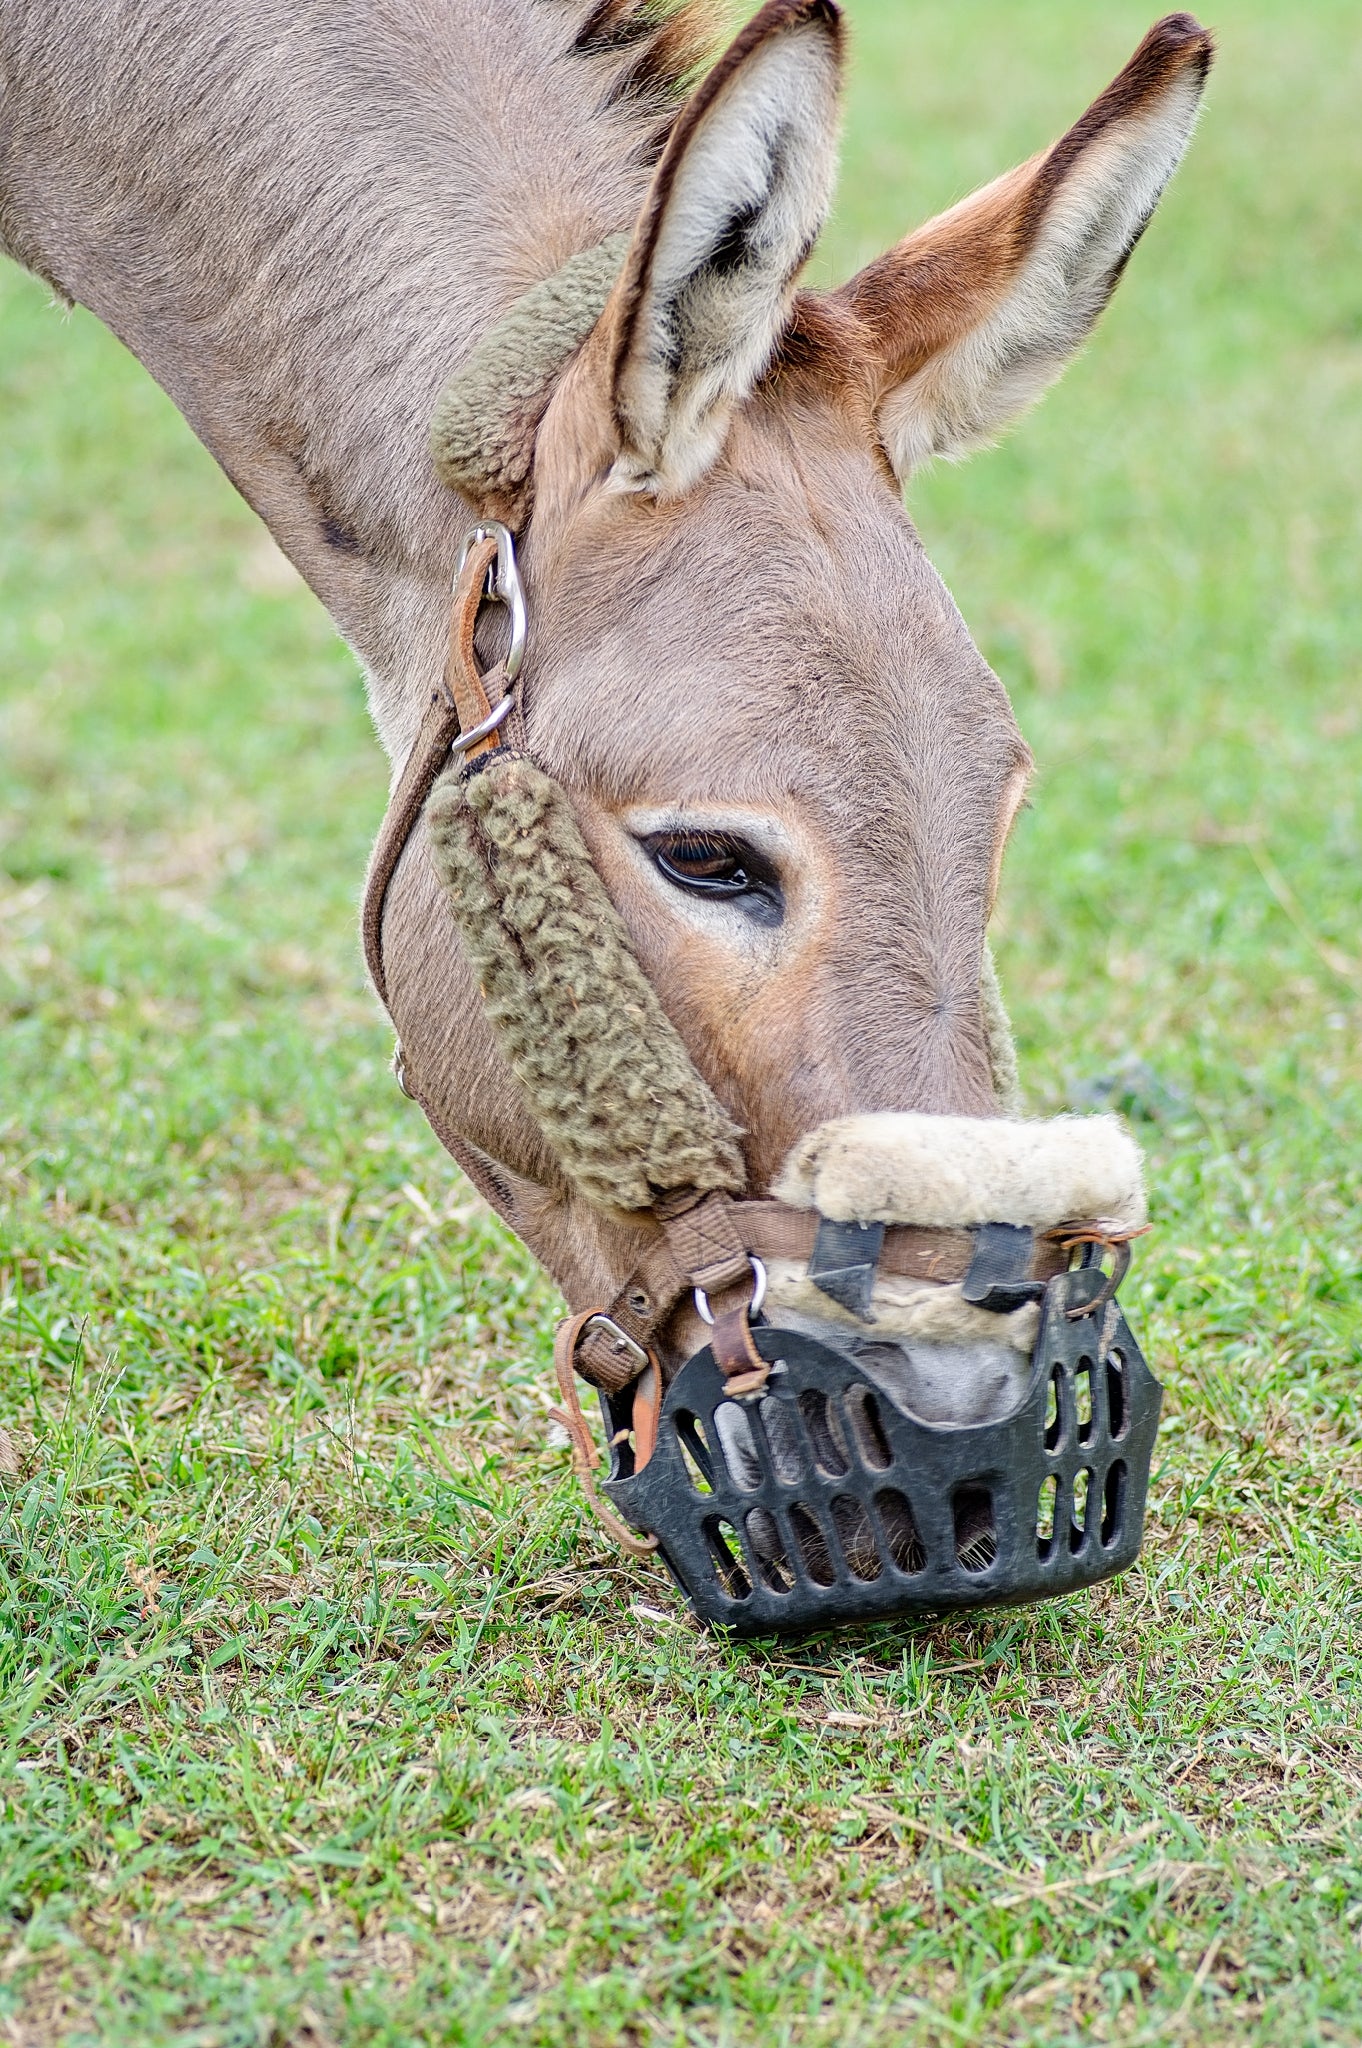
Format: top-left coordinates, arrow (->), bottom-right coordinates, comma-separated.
655,835 -> 746,888
643,833 -> 784,928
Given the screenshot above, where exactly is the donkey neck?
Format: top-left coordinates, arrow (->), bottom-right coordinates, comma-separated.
0,0 -> 685,753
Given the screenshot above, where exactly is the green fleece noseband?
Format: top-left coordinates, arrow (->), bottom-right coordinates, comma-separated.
426,753 -> 747,1213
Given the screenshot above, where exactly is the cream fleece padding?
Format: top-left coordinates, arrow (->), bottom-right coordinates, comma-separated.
765,1258 -> 1042,1355
774,1112 -> 1146,1229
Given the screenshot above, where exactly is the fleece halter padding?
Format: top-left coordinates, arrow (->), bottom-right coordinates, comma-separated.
425,751 -> 747,1213
774,1111 -> 1147,1230
765,1108 -> 1145,1359
430,237 -> 629,517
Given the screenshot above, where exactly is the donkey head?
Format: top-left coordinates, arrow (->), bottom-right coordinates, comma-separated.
392,3 -> 1211,1366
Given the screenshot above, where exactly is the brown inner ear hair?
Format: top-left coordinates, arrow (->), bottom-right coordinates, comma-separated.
832,13 -> 1214,398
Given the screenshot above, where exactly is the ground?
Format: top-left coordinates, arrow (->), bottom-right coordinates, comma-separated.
1,1 -> 1360,2042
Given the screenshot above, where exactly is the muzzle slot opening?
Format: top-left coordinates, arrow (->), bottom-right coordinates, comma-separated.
606,1263 -> 1162,1636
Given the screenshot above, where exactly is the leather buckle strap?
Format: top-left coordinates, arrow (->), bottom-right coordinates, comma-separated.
362,529 -> 522,1015
551,1312 -> 659,1558
708,1303 -> 769,1394
444,531 -> 510,762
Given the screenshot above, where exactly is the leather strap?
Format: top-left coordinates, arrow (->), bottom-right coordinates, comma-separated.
550,1312 -> 658,1558
729,1202 -> 984,1282
361,534 -> 503,1008
445,534 -> 509,761
571,1196 -> 1071,1390
709,1306 -> 768,1391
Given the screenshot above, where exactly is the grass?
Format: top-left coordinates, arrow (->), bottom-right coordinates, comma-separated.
1,0 -> 1360,2040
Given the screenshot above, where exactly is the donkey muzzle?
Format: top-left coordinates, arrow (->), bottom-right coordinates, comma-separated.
595,1109 -> 1157,1635
599,1252 -> 1159,1637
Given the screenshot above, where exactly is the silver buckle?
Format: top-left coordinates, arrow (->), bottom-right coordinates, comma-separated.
581,1314 -> 650,1376
455,518 -> 527,682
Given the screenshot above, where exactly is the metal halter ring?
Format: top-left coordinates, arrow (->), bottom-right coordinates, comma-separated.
694,1255 -> 767,1327
391,1040 -> 416,1101
450,694 -> 514,755
455,518 -> 528,683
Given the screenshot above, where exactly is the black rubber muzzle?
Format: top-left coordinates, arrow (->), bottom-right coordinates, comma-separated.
600,1266 -> 1160,1637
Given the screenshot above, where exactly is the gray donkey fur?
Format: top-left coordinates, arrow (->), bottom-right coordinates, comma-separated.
0,0 -> 1211,1388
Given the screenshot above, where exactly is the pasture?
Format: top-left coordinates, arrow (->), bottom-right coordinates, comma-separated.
1,0 -> 1360,2040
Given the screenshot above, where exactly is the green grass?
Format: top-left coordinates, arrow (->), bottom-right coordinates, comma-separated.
1,1 -> 1360,2040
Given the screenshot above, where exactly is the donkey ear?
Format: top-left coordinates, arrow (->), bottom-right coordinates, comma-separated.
606,0 -> 843,493
837,15 -> 1212,483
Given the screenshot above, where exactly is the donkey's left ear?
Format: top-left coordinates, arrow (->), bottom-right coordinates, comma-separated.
606,0 -> 843,494
835,14 -> 1213,484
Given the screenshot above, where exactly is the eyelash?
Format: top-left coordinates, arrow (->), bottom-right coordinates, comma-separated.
642,832 -> 784,927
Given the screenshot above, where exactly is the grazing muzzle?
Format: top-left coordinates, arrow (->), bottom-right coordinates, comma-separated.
599,1112 -> 1158,1637
364,522 -> 1160,1637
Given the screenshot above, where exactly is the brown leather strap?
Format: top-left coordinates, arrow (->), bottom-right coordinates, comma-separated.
710,1306 -> 768,1391
630,1360 -> 662,1471
732,1202 -> 1068,1287
361,534 -> 504,1009
445,535 -> 507,761
550,1313 -> 658,1559
730,1201 -> 973,1278
572,1196 -> 1071,1389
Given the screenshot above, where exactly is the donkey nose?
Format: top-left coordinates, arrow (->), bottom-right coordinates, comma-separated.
841,991 -> 1000,1120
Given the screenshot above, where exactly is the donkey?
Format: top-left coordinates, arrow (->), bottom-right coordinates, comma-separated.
0,1 -> 1212,1403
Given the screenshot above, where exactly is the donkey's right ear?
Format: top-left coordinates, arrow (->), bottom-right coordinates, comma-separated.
604,0 -> 843,496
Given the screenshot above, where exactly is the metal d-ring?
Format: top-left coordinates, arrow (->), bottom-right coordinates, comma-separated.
455,518 -> 527,682
694,1255 -> 767,1328
450,694 -> 514,755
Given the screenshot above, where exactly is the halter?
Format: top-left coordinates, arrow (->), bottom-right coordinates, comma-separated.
361,518 -> 1161,1628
